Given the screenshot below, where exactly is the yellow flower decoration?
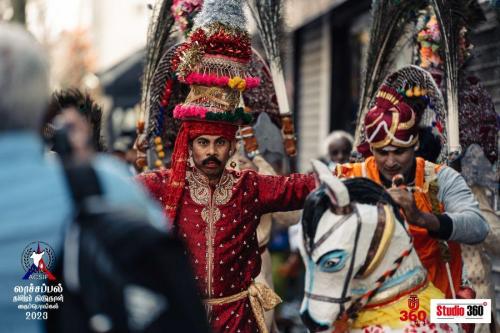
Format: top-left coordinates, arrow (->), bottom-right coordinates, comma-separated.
228,76 -> 246,91
414,86 -> 421,97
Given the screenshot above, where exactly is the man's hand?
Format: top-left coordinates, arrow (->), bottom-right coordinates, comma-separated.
387,187 -> 440,232
386,187 -> 418,220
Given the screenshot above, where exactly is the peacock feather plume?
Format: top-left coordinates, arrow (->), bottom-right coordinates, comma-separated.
354,0 -> 426,146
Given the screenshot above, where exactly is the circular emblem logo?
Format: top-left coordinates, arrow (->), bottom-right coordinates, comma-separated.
21,241 -> 56,280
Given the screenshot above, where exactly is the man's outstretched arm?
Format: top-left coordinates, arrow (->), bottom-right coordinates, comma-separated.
253,168 -> 316,215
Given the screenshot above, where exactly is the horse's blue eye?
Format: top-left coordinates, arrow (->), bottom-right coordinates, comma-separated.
318,250 -> 347,272
324,259 -> 339,267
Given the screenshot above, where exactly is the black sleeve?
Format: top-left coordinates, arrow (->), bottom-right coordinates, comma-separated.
428,214 -> 453,240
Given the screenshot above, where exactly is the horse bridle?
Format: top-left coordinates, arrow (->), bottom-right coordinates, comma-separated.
304,206 -> 362,313
304,204 -> 412,321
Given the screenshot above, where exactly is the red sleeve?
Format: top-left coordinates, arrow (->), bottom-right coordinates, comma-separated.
254,172 -> 316,215
135,169 -> 170,203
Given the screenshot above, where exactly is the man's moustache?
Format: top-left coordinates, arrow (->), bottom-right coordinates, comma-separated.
202,156 -> 222,166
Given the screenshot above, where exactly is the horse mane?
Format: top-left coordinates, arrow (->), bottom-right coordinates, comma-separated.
302,177 -> 404,252
302,185 -> 330,252
343,178 -> 403,222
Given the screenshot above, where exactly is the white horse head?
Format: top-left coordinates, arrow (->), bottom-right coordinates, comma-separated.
299,160 -> 415,332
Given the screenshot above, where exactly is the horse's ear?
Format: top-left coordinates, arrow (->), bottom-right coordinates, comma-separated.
311,159 -> 328,188
311,160 -> 350,208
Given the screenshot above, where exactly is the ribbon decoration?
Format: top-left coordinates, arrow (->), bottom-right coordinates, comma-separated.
204,282 -> 282,333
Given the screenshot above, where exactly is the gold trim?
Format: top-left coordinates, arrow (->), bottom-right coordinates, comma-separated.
185,85 -> 240,112
202,22 -> 249,39
360,205 -> 395,278
369,111 -> 399,148
204,289 -> 247,305
376,90 -> 400,105
397,109 -> 416,130
204,282 -> 281,333
186,169 -> 234,209
365,112 -> 384,130
186,169 -> 235,299
370,135 -> 419,149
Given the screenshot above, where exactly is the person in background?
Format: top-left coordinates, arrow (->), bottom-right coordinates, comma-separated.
321,130 -> 353,170
459,144 -> 500,333
0,23 -> 166,333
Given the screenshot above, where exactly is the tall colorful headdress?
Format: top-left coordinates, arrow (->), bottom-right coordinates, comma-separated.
359,65 -> 446,156
161,0 -> 259,220
140,0 -> 286,173
353,0 -> 427,151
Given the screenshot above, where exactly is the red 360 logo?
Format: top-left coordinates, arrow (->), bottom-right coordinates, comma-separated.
400,294 -> 427,322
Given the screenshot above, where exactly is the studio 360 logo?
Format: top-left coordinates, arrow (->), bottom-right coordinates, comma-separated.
430,299 -> 492,324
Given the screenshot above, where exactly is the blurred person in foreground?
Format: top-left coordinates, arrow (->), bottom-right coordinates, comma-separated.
44,89 -> 106,153
0,23 -> 189,332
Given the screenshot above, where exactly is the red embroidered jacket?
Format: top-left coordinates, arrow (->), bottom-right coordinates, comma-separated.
138,167 -> 315,333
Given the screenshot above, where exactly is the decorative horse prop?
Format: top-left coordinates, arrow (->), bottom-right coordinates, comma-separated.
298,161 -> 461,333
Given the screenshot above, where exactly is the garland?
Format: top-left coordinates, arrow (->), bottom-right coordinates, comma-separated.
205,107 -> 252,123
182,72 -> 260,91
173,104 -> 252,123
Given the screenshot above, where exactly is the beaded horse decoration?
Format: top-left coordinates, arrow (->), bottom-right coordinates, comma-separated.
298,161 -> 462,333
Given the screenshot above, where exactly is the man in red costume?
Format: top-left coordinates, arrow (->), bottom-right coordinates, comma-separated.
338,65 -> 488,299
138,1 -> 315,332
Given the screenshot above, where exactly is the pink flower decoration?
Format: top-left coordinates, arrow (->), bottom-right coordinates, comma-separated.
173,104 -> 208,119
245,77 -> 261,89
218,76 -> 229,85
182,73 -> 259,90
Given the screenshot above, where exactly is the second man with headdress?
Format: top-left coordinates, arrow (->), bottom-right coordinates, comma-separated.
337,65 -> 488,301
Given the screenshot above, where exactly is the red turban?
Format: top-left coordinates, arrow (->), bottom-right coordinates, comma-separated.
363,86 -> 419,150
164,120 -> 238,221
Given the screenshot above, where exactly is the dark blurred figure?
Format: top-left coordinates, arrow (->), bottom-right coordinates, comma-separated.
112,133 -> 140,175
0,23 -> 207,333
44,89 -> 106,153
415,126 -> 442,163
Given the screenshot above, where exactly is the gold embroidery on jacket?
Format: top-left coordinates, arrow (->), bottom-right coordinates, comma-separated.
186,169 -> 235,300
